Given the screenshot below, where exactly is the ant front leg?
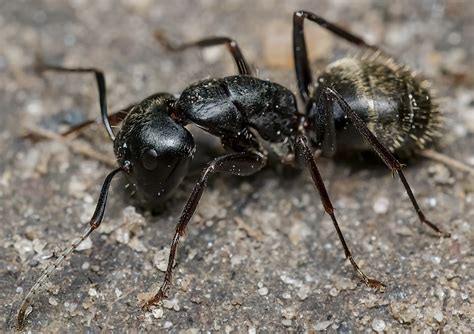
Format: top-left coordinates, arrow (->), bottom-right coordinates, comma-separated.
34,56 -> 116,140
142,151 -> 266,309
294,135 -> 385,290
154,32 -> 253,75
59,105 -> 133,137
26,106 -> 133,143
292,10 -> 379,102
323,87 -> 451,238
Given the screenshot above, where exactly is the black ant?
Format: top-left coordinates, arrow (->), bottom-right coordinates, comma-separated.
18,10 -> 460,329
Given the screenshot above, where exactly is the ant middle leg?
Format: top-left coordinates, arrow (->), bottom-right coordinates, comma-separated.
142,151 -> 266,309
292,10 -> 379,102
154,32 -> 252,75
323,87 -> 450,237
294,135 -> 385,289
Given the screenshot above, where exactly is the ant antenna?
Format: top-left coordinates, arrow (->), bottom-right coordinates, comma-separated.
16,165 -> 125,330
33,54 -> 116,141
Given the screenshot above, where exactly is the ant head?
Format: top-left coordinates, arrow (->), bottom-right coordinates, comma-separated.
114,93 -> 195,208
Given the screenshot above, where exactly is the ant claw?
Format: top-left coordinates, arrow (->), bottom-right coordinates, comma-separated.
141,300 -> 157,311
423,219 -> 451,238
366,278 -> 386,292
141,291 -> 166,311
438,231 -> 451,238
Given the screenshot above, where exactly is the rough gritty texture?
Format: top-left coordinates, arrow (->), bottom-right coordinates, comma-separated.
1,0 -> 473,332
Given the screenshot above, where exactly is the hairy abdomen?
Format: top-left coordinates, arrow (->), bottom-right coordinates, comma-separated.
315,55 -> 442,155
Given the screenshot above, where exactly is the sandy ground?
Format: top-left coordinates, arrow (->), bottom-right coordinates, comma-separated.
1,0 -> 473,332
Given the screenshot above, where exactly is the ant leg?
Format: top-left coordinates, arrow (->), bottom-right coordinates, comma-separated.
60,105 -> 132,137
142,151 -> 266,309
23,125 -> 117,168
155,32 -> 252,75
16,165 -> 125,330
294,135 -> 385,289
323,87 -> 450,237
25,107 -> 131,143
293,10 -> 378,102
35,56 -> 115,140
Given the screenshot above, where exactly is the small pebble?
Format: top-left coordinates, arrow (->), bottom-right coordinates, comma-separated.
152,308 -> 164,319
258,287 -> 268,296
281,319 -> 292,327
329,287 -> 339,297
433,309 -> 444,322
297,285 -> 310,300
26,100 -> 43,115
371,318 -> 386,332
154,247 -> 171,272
163,321 -> 173,329
49,297 -> 59,306
282,307 -> 296,320
314,320 -> 333,331
373,197 -> 389,214
163,299 -> 179,310
88,288 -> 98,297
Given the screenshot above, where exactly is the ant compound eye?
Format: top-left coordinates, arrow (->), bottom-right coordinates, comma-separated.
141,148 -> 159,170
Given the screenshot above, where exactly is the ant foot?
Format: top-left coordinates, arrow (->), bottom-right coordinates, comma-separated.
141,290 -> 166,311
438,231 -> 451,238
423,219 -> 451,238
365,277 -> 386,291
141,298 -> 159,311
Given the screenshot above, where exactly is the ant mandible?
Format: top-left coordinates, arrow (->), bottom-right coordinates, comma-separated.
17,10 -> 452,329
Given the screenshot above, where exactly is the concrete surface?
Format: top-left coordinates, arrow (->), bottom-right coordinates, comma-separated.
1,0 -> 473,332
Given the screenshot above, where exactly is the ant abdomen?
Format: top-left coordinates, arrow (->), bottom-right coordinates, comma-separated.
308,55 -> 442,157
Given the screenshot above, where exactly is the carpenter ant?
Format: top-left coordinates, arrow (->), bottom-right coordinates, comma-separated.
17,10 -> 455,329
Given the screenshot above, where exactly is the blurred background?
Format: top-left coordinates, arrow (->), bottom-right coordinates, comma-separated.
1,0 -> 473,332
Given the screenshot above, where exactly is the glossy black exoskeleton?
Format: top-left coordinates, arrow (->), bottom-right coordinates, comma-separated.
113,76 -> 299,208
18,11 -> 452,329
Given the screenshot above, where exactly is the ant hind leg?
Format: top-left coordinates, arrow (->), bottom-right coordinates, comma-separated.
292,10 -> 379,102
294,135 -> 385,290
323,87 -> 451,237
